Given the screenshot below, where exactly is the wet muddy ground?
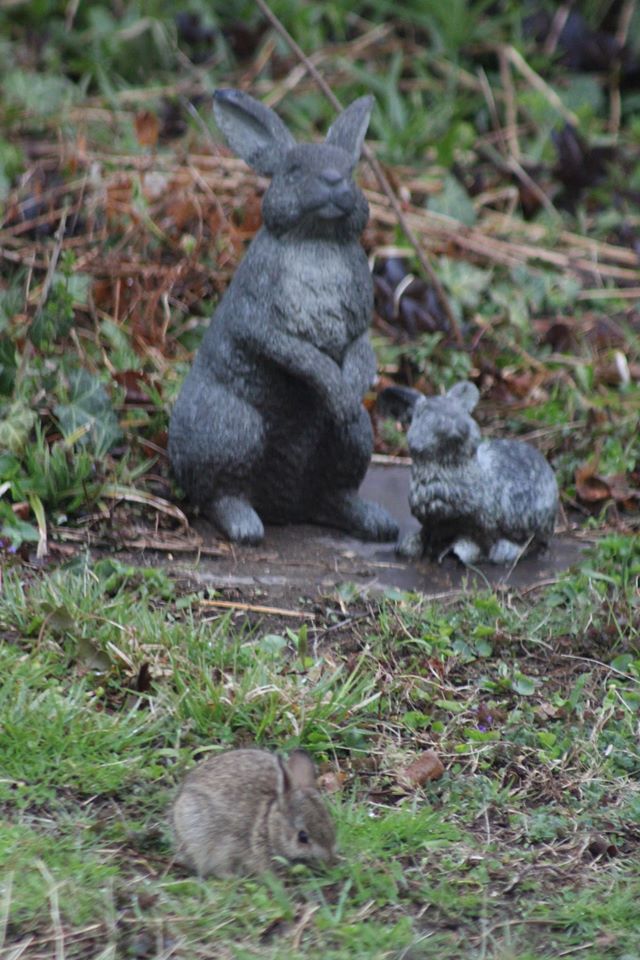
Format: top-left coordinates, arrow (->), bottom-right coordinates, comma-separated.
146,463 -> 587,603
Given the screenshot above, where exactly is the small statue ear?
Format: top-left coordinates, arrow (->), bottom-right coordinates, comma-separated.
412,395 -> 429,418
213,88 -> 296,176
447,381 -> 480,413
325,95 -> 374,163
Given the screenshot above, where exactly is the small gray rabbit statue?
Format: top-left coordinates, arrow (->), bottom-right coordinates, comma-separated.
395,381 -> 558,564
168,89 -> 398,545
171,748 -> 336,878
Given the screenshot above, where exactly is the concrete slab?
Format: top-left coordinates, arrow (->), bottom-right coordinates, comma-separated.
164,462 -> 585,600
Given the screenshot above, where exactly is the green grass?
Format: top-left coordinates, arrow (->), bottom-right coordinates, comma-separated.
1,539 -> 638,957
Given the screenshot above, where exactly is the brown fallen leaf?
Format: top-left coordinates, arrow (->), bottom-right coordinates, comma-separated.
584,835 -> 619,861
12,501 -> 30,520
134,110 -> 160,148
397,749 -> 445,788
604,473 -> 640,510
575,461 -> 613,502
105,177 -> 133,221
575,462 -> 640,509
317,770 -> 345,794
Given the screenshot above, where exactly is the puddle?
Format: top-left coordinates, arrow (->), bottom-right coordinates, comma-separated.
140,462 -> 586,601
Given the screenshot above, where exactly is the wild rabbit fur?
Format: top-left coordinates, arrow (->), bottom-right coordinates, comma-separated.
169,89 -> 398,545
172,748 -> 336,878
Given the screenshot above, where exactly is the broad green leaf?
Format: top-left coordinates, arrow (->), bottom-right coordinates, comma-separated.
4,69 -> 79,116
430,174 -> 476,226
512,674 -> 537,696
0,402 -> 36,454
54,369 -> 122,458
0,501 -> 39,546
65,273 -> 92,306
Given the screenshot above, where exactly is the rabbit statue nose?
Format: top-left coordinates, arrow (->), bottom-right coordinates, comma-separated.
321,167 -> 344,185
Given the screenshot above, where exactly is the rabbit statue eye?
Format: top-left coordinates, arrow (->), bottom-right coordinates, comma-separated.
297,830 -> 310,844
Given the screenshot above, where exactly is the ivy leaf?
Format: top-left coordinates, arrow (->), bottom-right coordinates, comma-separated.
54,368 -> 122,458
0,401 -> 36,454
29,280 -> 75,348
430,174 -> 477,226
0,501 -> 39,547
512,673 -> 537,696
65,272 -> 92,306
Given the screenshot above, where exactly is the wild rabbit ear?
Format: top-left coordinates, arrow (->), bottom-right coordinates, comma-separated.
447,381 -> 480,413
213,88 -> 296,176
282,750 -> 317,791
325,96 -> 374,164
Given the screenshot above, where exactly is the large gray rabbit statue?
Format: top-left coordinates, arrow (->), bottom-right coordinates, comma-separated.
169,89 -> 398,545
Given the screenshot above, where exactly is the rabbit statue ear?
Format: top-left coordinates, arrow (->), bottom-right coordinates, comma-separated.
282,750 -> 317,791
412,395 -> 429,418
213,88 -> 296,176
325,95 -> 374,163
447,381 -> 480,413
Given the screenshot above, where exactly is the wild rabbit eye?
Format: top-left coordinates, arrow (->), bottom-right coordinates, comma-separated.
297,830 -> 310,844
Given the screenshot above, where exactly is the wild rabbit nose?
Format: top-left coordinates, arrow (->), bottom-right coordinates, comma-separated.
321,167 -> 343,185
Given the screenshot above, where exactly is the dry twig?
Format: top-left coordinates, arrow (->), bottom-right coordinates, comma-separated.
200,598 -> 316,619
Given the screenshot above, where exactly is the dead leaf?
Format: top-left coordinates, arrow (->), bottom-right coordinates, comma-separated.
596,359 -> 640,387
535,702 -> 561,721
575,462 -> 640,509
317,770 -> 345,794
113,370 -> 153,405
12,501 -> 30,520
397,749 -> 445,788
235,193 -> 262,235
575,462 -> 613,503
605,474 -> 640,509
106,177 -> 133,218
134,110 -> 160,148
584,835 -> 619,861
164,197 -> 198,232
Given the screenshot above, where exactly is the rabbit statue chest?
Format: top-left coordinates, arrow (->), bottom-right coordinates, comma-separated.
275,239 -> 372,362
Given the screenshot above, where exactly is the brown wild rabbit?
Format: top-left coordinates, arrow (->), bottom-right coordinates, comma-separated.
171,748 -> 336,877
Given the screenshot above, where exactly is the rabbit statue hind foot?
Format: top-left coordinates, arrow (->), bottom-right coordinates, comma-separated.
307,490 -> 399,543
396,380 -> 559,566
210,495 -> 264,546
210,491 -> 398,545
